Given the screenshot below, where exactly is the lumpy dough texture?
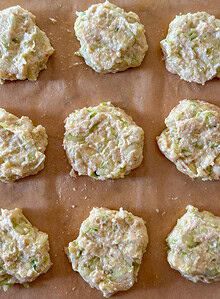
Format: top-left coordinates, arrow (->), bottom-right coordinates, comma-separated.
63,102 -> 144,180
0,108 -> 48,183
0,208 -> 52,291
65,207 -> 148,297
74,1 -> 148,73
0,5 -> 54,84
167,205 -> 220,283
157,99 -> 220,180
160,12 -> 220,85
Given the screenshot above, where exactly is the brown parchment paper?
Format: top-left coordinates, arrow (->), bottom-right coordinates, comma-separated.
0,0 -> 219,298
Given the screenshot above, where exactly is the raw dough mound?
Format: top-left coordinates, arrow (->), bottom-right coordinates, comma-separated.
74,1 -> 148,73
66,207 -> 148,297
0,208 -> 52,291
0,5 -> 54,84
0,108 -> 48,183
63,102 -> 144,180
160,12 -> 220,85
157,99 -> 220,180
167,205 -> 220,283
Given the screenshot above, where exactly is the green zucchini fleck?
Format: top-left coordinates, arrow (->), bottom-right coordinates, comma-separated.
30,258 -> 38,271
